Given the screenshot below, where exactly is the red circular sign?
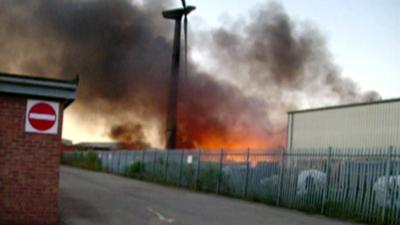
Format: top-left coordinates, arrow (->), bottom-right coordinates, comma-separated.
28,102 -> 57,131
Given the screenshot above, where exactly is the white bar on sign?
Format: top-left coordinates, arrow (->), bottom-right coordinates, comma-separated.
29,113 -> 56,121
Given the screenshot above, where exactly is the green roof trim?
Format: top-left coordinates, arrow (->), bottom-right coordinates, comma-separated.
0,71 -> 79,84
288,97 -> 400,114
0,72 -> 79,107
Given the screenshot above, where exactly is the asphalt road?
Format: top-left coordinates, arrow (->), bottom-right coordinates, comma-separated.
59,166 -> 365,225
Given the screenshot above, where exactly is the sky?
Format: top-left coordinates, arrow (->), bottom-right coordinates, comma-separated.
62,0 -> 400,144
186,0 -> 400,98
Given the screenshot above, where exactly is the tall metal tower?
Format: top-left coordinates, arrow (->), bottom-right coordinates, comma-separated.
163,1 -> 195,149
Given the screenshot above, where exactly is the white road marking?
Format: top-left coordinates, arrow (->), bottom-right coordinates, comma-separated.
147,207 -> 175,223
29,113 -> 56,121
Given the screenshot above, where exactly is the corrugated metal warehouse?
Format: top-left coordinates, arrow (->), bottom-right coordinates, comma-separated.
287,98 -> 400,151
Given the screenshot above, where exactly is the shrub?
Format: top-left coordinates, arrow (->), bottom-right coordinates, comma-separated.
197,163 -> 221,192
180,163 -> 197,187
62,151 -> 102,171
125,161 -> 146,179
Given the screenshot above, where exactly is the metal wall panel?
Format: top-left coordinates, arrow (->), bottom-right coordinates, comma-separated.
288,101 -> 400,150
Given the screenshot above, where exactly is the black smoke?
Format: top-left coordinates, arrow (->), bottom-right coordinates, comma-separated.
0,0 -> 379,149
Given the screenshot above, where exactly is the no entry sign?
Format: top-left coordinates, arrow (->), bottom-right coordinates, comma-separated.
25,100 -> 59,134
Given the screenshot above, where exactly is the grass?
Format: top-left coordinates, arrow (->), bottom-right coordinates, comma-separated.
121,159 -> 233,196
61,151 -> 103,172
125,161 -> 146,179
247,190 -> 278,205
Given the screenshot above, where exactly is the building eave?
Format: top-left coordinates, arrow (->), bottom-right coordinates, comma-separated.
0,72 -> 78,108
287,97 -> 400,115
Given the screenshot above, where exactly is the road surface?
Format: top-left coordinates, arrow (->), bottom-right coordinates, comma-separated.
59,166 -> 365,225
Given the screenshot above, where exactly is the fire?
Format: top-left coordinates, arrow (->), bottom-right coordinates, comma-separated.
176,116 -> 286,150
175,122 -> 286,165
175,123 -> 285,166
172,83 -> 288,151
191,133 -> 274,150
197,149 -> 282,167
176,132 -> 275,150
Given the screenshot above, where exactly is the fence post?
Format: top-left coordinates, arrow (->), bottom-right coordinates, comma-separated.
117,151 -> 121,175
142,150 -> 146,163
106,152 -> 110,173
178,150 -> 185,186
124,151 -> 129,175
152,151 -> 157,181
109,152 -> 112,173
277,150 -> 286,206
382,146 -> 393,224
322,147 -> 333,214
217,149 -> 224,194
195,150 -> 202,190
142,150 -> 147,178
164,150 -> 170,183
244,148 -> 251,198
108,152 -> 114,173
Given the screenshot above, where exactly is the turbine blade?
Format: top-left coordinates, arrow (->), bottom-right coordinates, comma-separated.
181,0 -> 186,8
184,15 -> 188,78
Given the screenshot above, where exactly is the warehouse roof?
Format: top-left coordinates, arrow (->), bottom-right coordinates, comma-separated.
75,142 -> 118,150
288,97 -> 400,114
0,72 -> 78,107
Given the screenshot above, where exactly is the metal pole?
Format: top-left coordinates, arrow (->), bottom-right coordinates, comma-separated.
277,150 -> 286,206
141,150 -> 146,178
163,7 -> 195,149
217,149 -> 224,194
195,150 -> 202,190
244,148 -> 251,198
178,150 -> 185,186
165,18 -> 182,149
382,146 -> 393,224
124,151 -> 129,175
152,151 -> 157,181
117,151 -> 121,175
165,151 -> 170,182
110,152 -> 114,173
142,150 -> 146,163
322,147 -> 332,214
106,152 -> 110,173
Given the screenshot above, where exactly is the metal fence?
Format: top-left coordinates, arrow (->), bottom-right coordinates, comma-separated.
63,147 -> 400,225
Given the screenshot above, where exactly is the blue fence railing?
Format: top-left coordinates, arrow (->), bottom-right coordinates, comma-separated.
62,147 -> 400,225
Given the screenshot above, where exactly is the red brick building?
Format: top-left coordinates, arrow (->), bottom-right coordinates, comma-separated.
0,72 -> 78,224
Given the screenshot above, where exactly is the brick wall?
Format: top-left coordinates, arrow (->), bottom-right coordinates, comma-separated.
0,94 -> 63,225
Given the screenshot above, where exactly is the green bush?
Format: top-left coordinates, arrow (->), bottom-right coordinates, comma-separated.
125,161 -> 146,179
180,163 -> 197,187
62,151 -> 102,171
324,200 -> 372,223
294,192 -> 323,213
247,191 -> 277,205
197,163 -> 221,192
158,156 -> 165,165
